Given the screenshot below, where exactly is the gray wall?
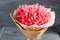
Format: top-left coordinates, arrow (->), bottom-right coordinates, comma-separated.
0,0 -> 60,27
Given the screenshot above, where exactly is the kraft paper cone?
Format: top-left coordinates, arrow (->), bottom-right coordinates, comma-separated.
10,13 -> 48,39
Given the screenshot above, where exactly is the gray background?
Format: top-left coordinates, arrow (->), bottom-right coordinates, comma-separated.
0,0 -> 60,26
0,0 -> 60,40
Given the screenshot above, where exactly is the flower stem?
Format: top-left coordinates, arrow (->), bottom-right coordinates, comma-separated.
27,38 -> 37,40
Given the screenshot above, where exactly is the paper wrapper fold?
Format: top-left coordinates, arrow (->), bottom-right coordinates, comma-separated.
10,13 -> 48,39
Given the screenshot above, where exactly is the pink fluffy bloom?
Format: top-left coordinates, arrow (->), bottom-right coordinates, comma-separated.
14,3 -> 51,26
